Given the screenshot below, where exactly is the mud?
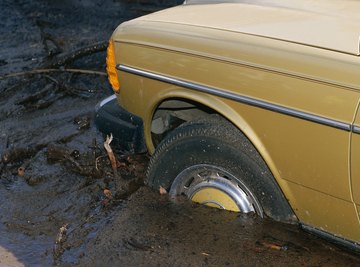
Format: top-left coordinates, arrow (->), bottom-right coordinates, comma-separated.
1,0 -> 360,266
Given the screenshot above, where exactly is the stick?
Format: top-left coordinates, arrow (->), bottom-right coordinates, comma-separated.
104,134 -> 118,177
44,40 -> 108,68
0,68 -> 106,80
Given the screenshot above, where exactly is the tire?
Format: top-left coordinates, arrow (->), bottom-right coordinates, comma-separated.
147,115 -> 296,222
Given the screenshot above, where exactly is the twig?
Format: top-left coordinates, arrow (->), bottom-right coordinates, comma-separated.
64,155 -> 84,173
0,80 -> 31,94
53,223 -> 69,260
95,155 -> 107,170
104,134 -> 118,177
43,74 -> 59,84
43,41 -> 108,68
47,144 -> 85,173
2,146 -> 41,164
16,83 -> 53,106
257,241 -> 289,251
0,68 -> 106,80
124,238 -> 152,251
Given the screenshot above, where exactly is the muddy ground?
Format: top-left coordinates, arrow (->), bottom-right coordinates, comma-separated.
1,0 -> 360,266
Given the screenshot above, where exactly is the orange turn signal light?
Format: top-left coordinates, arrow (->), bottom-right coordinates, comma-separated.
106,39 -> 120,92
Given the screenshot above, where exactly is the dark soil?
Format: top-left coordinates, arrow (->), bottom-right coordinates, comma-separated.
1,0 -> 360,266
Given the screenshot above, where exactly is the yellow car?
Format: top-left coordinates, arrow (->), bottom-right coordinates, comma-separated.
95,0 -> 360,249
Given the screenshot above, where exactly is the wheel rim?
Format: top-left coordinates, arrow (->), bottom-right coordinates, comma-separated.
169,164 -> 263,216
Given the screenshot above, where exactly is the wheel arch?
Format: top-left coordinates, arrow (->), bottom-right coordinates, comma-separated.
146,95 -> 297,222
147,89 -> 286,191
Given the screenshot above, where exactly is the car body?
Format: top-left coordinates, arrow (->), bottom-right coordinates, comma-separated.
95,0 -> 360,249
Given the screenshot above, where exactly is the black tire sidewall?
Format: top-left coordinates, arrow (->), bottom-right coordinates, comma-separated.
147,116 -> 296,222
149,134 -> 264,199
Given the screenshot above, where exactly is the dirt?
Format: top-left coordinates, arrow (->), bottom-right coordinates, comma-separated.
1,0 -> 360,266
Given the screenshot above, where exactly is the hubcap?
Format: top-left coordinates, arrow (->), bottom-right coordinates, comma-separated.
169,164 -> 262,216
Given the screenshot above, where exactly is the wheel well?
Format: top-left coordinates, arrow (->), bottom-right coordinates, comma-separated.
151,98 -> 217,147
148,111 -> 297,222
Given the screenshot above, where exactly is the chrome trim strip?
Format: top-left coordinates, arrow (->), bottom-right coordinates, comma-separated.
117,64 -> 351,132
353,125 -> 360,134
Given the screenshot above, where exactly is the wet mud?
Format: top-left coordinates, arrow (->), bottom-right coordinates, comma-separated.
1,0 -> 360,266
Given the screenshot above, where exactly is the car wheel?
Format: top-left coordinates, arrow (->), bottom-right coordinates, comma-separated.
147,115 -> 296,221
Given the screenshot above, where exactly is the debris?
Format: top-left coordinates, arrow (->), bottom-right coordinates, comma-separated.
2,146 -> 42,164
43,74 -> 59,85
25,175 -> 45,186
159,186 -> 167,195
124,238 -> 152,251
73,115 -> 90,130
70,150 -> 80,159
47,144 -> 86,175
53,224 -> 69,260
103,189 -> 113,199
47,145 -> 82,171
17,166 -> 25,177
201,252 -> 211,256
56,224 -> 68,244
0,68 -> 106,80
16,83 -> 55,109
257,241 -> 289,251
47,144 -> 72,162
43,40 -> 108,68
95,155 -> 106,170
104,134 -> 118,177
